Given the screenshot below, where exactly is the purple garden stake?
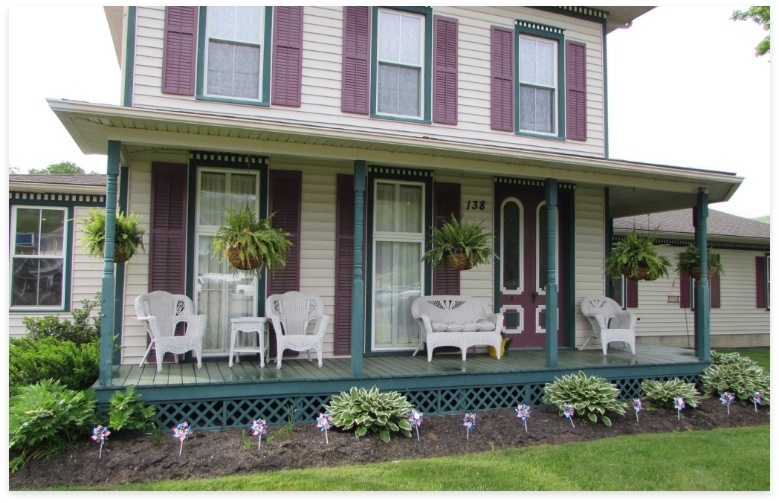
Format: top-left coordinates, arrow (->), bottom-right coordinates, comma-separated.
563,404 -> 575,429
632,399 -> 642,423
91,425 -> 110,459
753,392 -> 762,413
173,422 -> 192,457
673,397 -> 685,420
514,404 -> 531,432
251,419 -> 267,451
316,412 -> 332,444
462,413 -> 476,441
409,410 -> 424,442
720,392 -> 735,415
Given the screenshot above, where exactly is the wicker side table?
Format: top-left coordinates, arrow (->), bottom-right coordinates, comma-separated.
229,317 -> 269,368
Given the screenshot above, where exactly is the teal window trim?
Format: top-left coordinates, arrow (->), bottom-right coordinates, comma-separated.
196,6 -> 273,106
185,152 -> 269,305
514,21 -> 566,139
370,6 -> 433,124
364,166 -> 433,356
123,6 -> 137,107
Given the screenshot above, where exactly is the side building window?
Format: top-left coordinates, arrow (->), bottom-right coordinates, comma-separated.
10,206 -> 68,309
756,254 -> 769,309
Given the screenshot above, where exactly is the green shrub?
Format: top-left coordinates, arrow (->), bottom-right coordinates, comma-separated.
9,337 -> 99,393
107,385 -> 157,433
542,371 -> 627,426
326,386 -> 414,442
640,378 -> 702,409
701,350 -> 770,405
9,379 -> 97,472
22,294 -> 101,346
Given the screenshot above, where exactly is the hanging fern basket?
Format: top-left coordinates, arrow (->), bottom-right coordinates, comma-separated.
689,266 -> 719,280
622,266 -> 651,281
447,253 -> 476,271
226,246 -> 263,271
114,248 -> 132,264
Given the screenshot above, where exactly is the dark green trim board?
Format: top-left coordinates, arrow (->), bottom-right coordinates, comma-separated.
514,20 -> 566,139
602,21 -> 609,157
544,179 -> 558,368
99,141 -> 121,386
533,6 -> 609,25
562,190 -> 576,347
195,6 -> 273,106
694,191 -> 711,362
122,7 -> 136,107
604,187 -> 613,297
370,6 -> 433,124
351,161 -> 367,376
113,165 -> 130,365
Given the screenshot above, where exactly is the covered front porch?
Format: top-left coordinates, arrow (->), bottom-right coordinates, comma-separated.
94,344 -> 706,431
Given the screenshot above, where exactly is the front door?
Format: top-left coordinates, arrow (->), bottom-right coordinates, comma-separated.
495,185 -> 565,348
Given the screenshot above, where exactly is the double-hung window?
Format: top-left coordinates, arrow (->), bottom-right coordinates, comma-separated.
10,207 -> 67,309
201,6 -> 271,103
372,7 -> 432,122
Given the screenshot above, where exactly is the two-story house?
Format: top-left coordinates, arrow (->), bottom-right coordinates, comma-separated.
46,6 -> 744,428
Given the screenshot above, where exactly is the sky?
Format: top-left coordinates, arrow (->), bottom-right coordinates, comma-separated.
2,3 -> 774,219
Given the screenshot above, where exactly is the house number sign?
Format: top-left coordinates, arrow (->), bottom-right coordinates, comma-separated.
465,200 -> 486,210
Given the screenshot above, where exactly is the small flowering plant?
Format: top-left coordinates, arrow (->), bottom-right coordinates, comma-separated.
251,419 -> 267,451
514,404 -> 531,432
462,413 -> 476,440
409,410 -> 423,442
173,422 -> 192,456
91,425 -> 110,459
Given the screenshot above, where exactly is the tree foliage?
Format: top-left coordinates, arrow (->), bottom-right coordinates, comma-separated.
732,6 -> 770,57
29,161 -> 85,174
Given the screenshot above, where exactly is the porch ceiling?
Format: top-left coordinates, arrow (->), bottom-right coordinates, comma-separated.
48,99 -> 742,218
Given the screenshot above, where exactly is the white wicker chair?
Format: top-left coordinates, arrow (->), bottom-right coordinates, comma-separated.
265,291 -> 329,369
579,295 -> 637,355
134,291 -> 206,372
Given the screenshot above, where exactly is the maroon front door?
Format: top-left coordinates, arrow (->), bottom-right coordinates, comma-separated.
495,186 -> 565,348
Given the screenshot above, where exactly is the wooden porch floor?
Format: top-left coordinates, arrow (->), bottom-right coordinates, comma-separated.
108,344 -> 701,389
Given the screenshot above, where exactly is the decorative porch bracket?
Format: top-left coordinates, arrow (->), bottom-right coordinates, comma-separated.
545,179 -> 558,368
99,140 -> 121,386
693,188 -> 711,362
350,161 -> 366,376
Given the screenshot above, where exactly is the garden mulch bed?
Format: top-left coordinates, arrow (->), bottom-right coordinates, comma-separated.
9,397 -> 769,490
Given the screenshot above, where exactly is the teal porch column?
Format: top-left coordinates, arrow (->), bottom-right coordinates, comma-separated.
99,141 -> 121,386
545,179 -> 558,368
350,161 -> 366,376
694,189 -> 711,363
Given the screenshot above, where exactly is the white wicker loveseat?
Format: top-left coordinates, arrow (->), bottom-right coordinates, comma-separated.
411,295 -> 504,362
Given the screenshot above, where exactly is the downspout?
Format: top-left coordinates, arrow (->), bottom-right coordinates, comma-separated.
350,161 -> 366,377
694,189 -> 711,363
545,179 -> 558,368
99,140 -> 121,386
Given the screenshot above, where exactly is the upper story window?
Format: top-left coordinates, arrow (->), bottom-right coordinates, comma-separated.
10,206 -> 68,309
201,6 -> 270,103
205,7 -> 264,99
518,34 -> 557,134
375,9 -> 425,118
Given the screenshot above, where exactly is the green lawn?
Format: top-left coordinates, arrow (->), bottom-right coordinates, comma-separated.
725,347 -> 770,371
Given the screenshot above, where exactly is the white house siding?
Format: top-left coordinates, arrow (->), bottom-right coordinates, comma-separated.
130,6 -> 606,160
610,247 -> 771,349
8,206 -> 104,338
572,186 -> 607,349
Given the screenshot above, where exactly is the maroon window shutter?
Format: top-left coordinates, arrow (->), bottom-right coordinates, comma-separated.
149,163 -> 188,293
710,273 -> 721,309
334,174 -> 355,355
162,6 -> 198,96
341,6 -> 370,114
272,6 -> 303,107
490,26 -> 513,131
626,278 -> 638,309
433,16 -> 458,125
680,273 -> 691,309
756,256 -> 767,308
432,182 -> 461,295
565,40 -> 587,141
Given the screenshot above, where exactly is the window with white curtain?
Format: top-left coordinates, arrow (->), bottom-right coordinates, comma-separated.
195,169 -> 259,354
518,34 -> 557,134
10,207 -> 67,309
204,6 -> 265,101
372,181 -> 424,351
376,8 -> 424,118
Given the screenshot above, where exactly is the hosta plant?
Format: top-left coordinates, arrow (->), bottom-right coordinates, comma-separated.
326,386 -> 414,442
542,371 -> 627,426
640,378 -> 702,409
701,350 -> 770,404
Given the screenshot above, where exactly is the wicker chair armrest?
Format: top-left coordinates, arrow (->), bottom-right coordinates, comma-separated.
485,312 -> 503,330
268,315 -> 285,336
312,315 -> 329,337
137,315 -> 162,339
417,314 -> 434,334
